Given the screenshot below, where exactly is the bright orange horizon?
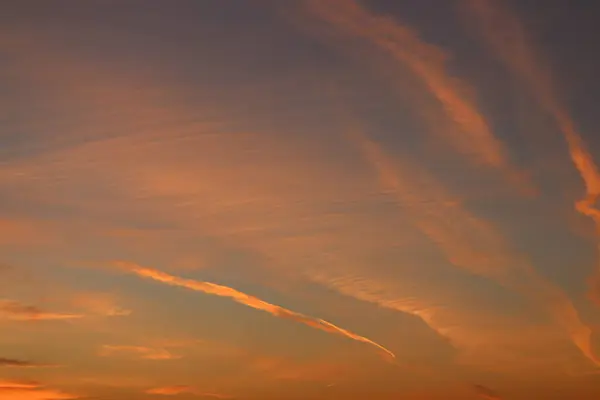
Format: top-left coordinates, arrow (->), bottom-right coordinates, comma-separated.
2,1 -> 600,399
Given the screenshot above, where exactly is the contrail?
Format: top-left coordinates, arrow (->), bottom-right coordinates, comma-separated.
303,0 -> 530,193
112,261 -> 395,360
462,0 -> 600,306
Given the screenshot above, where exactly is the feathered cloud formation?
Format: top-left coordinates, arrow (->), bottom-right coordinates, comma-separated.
344,129 -> 600,367
113,261 -> 395,360
303,0 -> 530,193
1,3 -> 599,399
461,0 -> 600,306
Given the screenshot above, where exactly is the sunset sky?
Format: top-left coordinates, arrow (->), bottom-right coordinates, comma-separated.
2,1 -> 600,399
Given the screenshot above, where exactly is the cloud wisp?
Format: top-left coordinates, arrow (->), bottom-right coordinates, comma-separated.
145,386 -> 233,398
461,0 -> 600,306
345,129 -> 600,367
0,358 -> 58,368
0,299 -> 83,322
112,261 -> 395,360
303,0 -> 530,193
0,379 -> 78,400
98,345 -> 180,361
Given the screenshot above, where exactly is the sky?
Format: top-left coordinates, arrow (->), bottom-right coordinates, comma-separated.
1,1 -> 600,399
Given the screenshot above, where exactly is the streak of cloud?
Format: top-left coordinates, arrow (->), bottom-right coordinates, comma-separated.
0,299 -> 83,322
303,0 -> 529,192
146,386 -> 233,398
146,386 -> 195,395
0,380 -> 39,389
308,270 -> 580,375
0,379 -> 78,400
98,345 -> 180,360
308,271 -> 454,345
112,261 -> 395,360
461,0 -> 600,306
346,129 -> 600,367
0,358 -> 57,368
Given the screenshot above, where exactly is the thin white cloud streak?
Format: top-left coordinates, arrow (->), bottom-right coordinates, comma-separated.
345,129 -> 600,367
112,261 -> 395,360
303,0 -> 530,192
461,0 -> 600,306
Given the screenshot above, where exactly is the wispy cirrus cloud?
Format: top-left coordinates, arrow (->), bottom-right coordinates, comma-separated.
113,261 -> 395,360
303,0 -> 530,193
308,270 -> 581,374
0,299 -> 83,322
98,345 -> 180,360
2,8 -> 596,398
0,379 -> 79,400
461,0 -> 600,307
344,129 -> 600,367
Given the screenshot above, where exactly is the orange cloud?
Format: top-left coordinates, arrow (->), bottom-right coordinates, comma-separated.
308,271 -> 453,343
0,299 -> 83,322
0,380 -> 39,389
303,0 -> 529,192
308,269 -> 583,376
461,0 -> 600,307
113,261 -> 395,360
0,379 -> 79,400
146,386 -> 194,395
345,129 -> 600,367
98,345 -> 180,360
146,386 -> 232,398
